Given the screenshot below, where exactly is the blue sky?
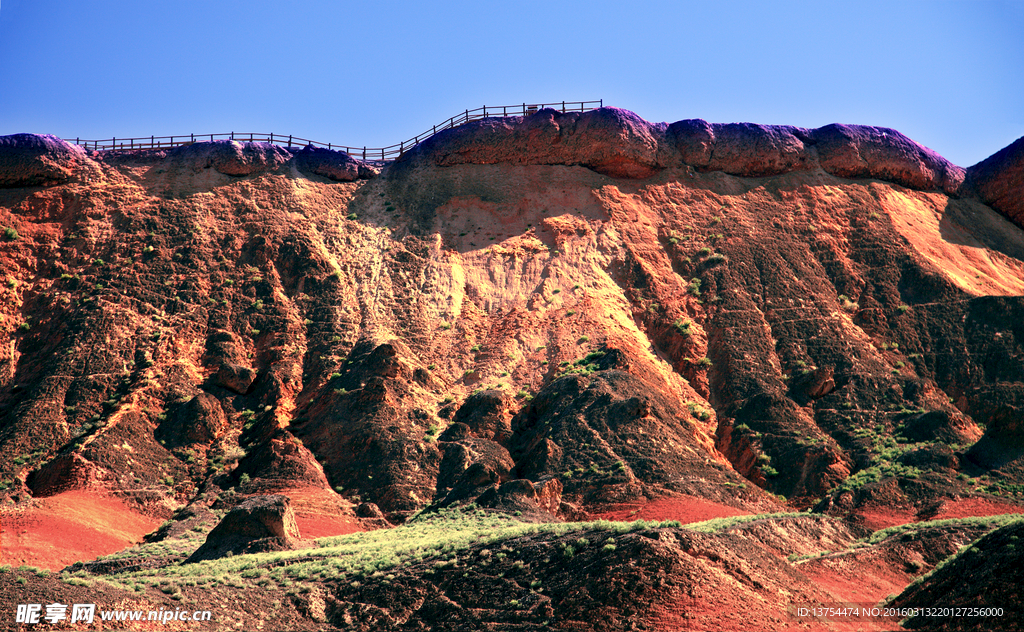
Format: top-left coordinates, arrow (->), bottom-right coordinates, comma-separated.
1,0 -> 1021,167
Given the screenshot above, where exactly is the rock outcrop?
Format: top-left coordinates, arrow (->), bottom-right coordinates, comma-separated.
295,145 -> 380,181
185,495 -> 302,562
401,107 -> 966,194
966,135 -> 1024,229
0,134 -> 92,187
891,520 -> 1024,630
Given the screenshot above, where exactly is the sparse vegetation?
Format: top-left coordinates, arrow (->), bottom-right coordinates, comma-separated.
89,506 -> 684,593
838,294 -> 859,312
687,401 -> 712,421
3,227 -> 19,240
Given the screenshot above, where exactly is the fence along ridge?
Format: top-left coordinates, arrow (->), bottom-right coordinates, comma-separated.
64,100 -> 603,162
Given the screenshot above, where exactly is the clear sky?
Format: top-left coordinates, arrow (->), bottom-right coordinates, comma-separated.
1,0 -> 1021,167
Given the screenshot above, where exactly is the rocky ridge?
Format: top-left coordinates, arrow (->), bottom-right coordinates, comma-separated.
1,107 -> 1023,630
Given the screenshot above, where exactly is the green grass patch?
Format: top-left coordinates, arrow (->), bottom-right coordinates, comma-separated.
94,507 -> 684,592
684,512 -> 811,533
862,514 -> 1024,546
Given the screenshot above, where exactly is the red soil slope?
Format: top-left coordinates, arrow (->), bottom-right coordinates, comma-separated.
1,491 -> 163,570
589,493 -> 751,524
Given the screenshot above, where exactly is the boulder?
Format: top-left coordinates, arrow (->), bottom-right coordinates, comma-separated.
811,124 -> 965,194
295,145 -> 379,181
185,495 -> 302,562
0,133 -> 90,187
413,107 -> 661,178
166,140 -> 291,177
215,362 -> 258,394
703,122 -> 811,176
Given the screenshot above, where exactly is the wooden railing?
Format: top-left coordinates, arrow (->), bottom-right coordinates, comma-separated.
65,100 -> 603,162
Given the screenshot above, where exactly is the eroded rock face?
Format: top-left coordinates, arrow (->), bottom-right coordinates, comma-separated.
26,453 -> 111,497
476,477 -> 563,517
155,393 -> 227,447
185,495 -> 301,562
1,107 -> 1023,552
451,389 -> 514,443
0,134 -> 92,187
891,521 -> 1024,630
967,135 -> 1024,229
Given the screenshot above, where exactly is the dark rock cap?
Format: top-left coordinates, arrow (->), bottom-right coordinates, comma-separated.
400,107 -> 967,195
0,133 -> 91,187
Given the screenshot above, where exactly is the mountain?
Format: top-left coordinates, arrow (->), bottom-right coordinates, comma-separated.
1,108 -> 1022,631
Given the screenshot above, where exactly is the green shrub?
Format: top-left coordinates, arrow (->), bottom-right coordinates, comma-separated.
688,278 -> 702,296
697,356 -> 713,368
347,213 -> 358,220
697,247 -> 711,257
3,227 -> 18,240
673,319 -> 692,335
687,401 -> 712,421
